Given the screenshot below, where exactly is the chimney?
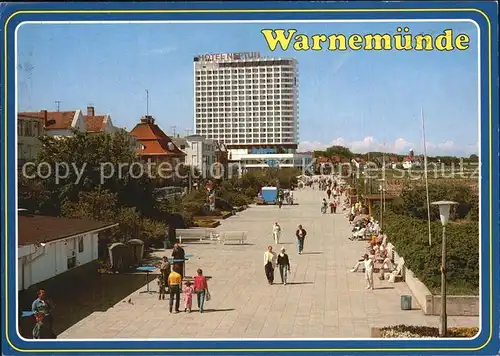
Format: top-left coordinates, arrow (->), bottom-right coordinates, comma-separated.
87,106 -> 95,116
41,110 -> 48,126
140,115 -> 154,124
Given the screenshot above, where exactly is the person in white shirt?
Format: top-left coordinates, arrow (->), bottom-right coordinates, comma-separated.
363,253 -> 374,290
263,246 -> 277,285
350,249 -> 375,272
272,222 -> 282,244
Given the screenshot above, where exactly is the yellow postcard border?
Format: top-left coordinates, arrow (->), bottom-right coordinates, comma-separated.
2,7 -> 493,353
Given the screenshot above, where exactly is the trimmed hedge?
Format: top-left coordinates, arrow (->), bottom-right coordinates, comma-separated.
381,210 -> 479,295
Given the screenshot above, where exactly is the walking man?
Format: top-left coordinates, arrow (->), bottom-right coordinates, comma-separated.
321,198 -> 328,214
263,246 -> 277,285
277,247 -> 291,285
296,224 -> 307,255
31,289 -> 56,338
272,222 -> 282,244
171,243 -> 185,278
327,188 -> 332,200
157,256 -> 171,293
168,269 -> 182,313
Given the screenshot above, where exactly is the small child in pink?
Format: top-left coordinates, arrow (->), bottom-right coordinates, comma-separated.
183,280 -> 194,313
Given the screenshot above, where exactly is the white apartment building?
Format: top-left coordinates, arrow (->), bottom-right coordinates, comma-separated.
172,134 -> 216,178
193,52 -> 304,170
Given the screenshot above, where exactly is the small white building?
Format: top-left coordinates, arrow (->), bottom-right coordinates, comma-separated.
228,149 -> 312,172
17,212 -> 117,291
17,113 -> 45,163
173,134 -> 216,178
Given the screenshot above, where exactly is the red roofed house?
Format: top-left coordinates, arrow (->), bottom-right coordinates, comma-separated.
129,115 -> 185,165
83,106 -> 119,134
19,109 -> 85,138
402,156 -> 414,169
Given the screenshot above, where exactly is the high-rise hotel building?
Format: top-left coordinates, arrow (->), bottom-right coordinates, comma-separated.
193,52 -> 309,169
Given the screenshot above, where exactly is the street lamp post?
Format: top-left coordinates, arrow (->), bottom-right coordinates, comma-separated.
431,200 -> 458,337
377,178 -> 386,230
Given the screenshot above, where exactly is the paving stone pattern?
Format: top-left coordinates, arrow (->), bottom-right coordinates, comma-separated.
59,188 -> 478,339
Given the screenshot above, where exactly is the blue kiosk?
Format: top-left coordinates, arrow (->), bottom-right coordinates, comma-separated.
261,186 -> 278,204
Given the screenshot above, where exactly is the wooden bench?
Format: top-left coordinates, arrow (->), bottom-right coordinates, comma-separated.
219,231 -> 247,245
175,229 -> 206,244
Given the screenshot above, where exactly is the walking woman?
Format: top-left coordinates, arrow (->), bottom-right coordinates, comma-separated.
263,246 -> 277,285
277,247 -> 291,285
193,268 -> 209,313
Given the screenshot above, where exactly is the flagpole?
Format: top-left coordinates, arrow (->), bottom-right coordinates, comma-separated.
421,107 -> 432,246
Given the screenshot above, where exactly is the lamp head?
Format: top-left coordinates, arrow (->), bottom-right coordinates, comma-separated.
431,200 -> 458,226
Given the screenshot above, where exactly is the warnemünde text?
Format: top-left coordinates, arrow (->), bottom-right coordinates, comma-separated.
261,28 -> 471,51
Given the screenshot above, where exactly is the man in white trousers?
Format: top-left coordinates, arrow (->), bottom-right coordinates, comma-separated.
272,222 -> 281,244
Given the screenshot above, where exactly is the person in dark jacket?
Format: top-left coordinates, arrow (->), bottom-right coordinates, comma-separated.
277,247 -> 291,285
172,243 -> 186,278
296,225 -> 307,254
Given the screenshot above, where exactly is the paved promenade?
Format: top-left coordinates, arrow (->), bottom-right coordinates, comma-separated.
58,188 -> 478,339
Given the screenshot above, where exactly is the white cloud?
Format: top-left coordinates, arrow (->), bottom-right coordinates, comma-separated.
437,140 -> 455,151
393,138 -> 413,152
298,137 -> 475,156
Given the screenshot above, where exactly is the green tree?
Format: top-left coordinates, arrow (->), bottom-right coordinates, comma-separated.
19,129 -> 159,218
468,154 -> 479,162
61,188 -> 165,247
393,181 -> 478,221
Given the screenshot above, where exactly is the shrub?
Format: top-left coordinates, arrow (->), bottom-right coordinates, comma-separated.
225,192 -> 252,207
244,186 -> 258,199
381,211 -> 479,295
393,181 -> 479,221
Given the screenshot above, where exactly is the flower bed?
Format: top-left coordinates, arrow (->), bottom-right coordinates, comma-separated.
194,219 -> 220,228
254,197 -> 265,205
194,212 -> 231,220
373,325 -> 479,338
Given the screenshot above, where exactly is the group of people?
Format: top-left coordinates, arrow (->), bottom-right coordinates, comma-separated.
346,208 -> 397,290
157,244 -> 210,313
264,224 -> 308,285
321,197 -> 339,214
348,201 -> 368,222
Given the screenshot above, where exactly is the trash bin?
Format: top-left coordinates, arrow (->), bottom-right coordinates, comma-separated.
401,295 -> 412,310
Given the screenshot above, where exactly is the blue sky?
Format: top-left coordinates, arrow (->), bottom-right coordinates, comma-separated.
17,21 -> 479,156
